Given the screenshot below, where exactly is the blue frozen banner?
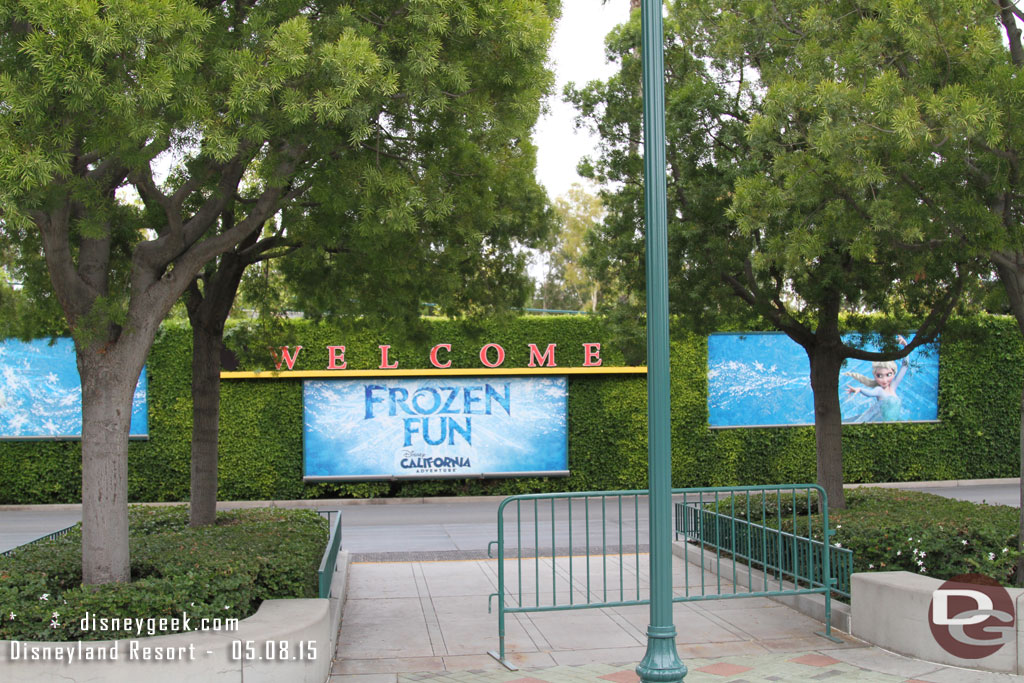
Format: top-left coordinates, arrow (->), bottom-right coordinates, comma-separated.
0,337 -> 148,439
303,376 -> 568,480
708,332 -> 939,428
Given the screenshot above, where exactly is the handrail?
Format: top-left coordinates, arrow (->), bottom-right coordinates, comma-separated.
317,510 -> 343,599
677,501 -> 854,597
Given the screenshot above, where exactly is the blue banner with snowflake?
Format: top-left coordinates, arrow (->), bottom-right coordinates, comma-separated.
303,376 -> 568,480
708,332 -> 939,428
0,338 -> 148,439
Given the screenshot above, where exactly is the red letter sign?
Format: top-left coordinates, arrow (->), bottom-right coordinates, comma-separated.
430,344 -> 452,369
479,343 -> 506,368
379,345 -> 399,370
527,343 -> 557,368
582,343 -> 603,367
326,346 -> 347,370
272,345 -> 303,371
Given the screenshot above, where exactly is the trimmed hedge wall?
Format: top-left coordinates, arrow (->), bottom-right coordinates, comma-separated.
1,315 -> 1022,504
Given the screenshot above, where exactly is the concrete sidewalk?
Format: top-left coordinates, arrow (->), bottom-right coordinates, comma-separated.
329,553 -> 1024,683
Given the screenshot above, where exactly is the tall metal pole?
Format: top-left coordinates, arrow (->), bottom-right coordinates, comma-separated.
635,0 -> 686,681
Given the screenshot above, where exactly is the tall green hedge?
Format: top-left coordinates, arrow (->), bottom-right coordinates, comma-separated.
1,315 -> 1022,504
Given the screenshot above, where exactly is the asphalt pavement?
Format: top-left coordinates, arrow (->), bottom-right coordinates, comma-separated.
907,483 -> 1020,507
1,479 -> 1020,555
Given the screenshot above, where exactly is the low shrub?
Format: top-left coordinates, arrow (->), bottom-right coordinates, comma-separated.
828,488 -> 1020,585
0,506 -> 327,642
703,488 -> 1021,587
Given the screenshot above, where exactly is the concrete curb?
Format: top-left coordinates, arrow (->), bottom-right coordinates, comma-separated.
672,540 -> 853,635
851,571 -> 1023,674
845,478 -> 1019,490
0,551 -> 351,683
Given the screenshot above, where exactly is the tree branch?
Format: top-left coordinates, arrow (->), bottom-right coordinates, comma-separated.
992,249 -> 1024,273
168,145 -> 308,283
840,272 -> 965,361
996,0 -> 1024,66
721,259 -> 815,347
33,200 -> 93,322
130,163 -> 172,214
131,153 -> 250,276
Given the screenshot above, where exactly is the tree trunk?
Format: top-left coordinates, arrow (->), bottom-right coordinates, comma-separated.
992,252 -> 1024,586
187,252 -> 250,527
1018,380 -> 1024,587
189,321 -> 223,526
78,343 -> 147,585
808,344 -> 847,510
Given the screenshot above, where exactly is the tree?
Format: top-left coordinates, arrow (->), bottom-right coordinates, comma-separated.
954,0 -> 1024,582
0,0 -> 556,582
533,183 -> 604,311
185,86 -> 553,525
570,1 -> 977,508
705,0 -> 1024,572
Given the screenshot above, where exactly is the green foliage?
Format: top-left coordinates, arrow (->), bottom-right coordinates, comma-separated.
569,0 -> 1019,510
572,0 -> 986,341
532,184 -> 606,312
0,0 -> 559,583
566,7 -> 762,333
1,314 -> 1022,502
827,489 -> 1021,585
0,506 -> 327,641
269,0 -> 559,329
708,487 -> 1021,586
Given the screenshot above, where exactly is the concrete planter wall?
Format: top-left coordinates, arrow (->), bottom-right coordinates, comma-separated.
0,551 -> 350,683
851,571 -> 1024,674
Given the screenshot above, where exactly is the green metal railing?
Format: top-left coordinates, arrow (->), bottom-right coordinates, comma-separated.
317,510 -> 343,599
668,486 -> 839,632
0,524 -> 78,558
674,495 -> 854,598
487,485 -> 843,666
487,490 -> 649,667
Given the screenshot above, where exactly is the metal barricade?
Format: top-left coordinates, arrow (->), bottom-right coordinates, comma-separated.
674,489 -> 854,598
486,490 -> 648,667
487,485 -> 844,667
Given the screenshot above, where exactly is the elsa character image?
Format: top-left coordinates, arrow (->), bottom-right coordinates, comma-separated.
844,335 -> 909,422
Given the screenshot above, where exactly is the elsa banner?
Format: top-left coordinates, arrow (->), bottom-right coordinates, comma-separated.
0,338 -> 148,439
303,376 -> 569,480
708,332 -> 939,428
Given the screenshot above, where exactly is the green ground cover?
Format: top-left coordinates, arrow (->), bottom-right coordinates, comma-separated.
0,506 -> 327,642
829,488 -> 1020,585
718,488 -> 1021,588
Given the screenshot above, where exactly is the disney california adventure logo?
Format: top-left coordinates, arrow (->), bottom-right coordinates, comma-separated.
928,573 -> 1016,659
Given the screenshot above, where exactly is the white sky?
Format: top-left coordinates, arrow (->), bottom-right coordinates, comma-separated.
533,1 -> 631,201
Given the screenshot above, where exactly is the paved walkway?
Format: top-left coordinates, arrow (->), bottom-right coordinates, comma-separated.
325,484 -> 1024,683
329,553 -> 1024,683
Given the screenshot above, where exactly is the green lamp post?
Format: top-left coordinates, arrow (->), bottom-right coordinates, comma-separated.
635,0 -> 687,681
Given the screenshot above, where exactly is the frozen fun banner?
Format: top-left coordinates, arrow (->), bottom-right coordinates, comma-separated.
303,376 -> 568,480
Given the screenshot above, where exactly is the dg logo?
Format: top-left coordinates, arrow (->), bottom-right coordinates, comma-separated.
928,574 -> 1016,659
